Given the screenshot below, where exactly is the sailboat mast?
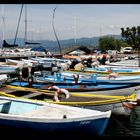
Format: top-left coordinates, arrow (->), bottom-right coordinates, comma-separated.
74,16 -> 77,44
52,5 -> 62,55
100,25 -> 102,37
2,4 -> 5,41
24,4 -> 27,46
14,4 -> 24,46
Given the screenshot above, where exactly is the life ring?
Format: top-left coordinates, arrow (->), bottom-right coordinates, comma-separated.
48,86 -> 70,102
56,88 -> 70,99
47,86 -> 70,102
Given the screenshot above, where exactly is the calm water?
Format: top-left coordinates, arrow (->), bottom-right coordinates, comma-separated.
104,114 -> 133,136
104,105 -> 140,137
1,106 -> 140,139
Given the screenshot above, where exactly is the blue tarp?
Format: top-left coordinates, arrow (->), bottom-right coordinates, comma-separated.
31,46 -> 47,53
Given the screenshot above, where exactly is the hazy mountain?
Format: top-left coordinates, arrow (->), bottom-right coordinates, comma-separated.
0,34 -> 122,53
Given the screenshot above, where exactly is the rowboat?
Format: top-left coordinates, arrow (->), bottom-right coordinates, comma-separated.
0,88 -> 136,116
33,71 -> 140,84
64,71 -> 140,83
0,95 -> 111,135
105,59 -> 139,68
96,74 -> 140,83
40,83 -> 140,96
68,65 -> 140,75
83,67 -> 140,75
0,65 -> 18,74
9,80 -> 140,96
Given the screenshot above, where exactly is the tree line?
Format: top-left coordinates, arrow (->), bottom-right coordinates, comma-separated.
99,26 -> 140,52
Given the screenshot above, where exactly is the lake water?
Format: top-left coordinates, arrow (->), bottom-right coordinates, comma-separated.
104,105 -> 140,137
0,105 -> 140,139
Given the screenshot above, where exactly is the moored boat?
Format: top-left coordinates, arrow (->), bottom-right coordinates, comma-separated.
0,95 -> 111,135
0,65 -> 18,74
8,80 -> 140,96
33,71 -> 140,84
0,85 -> 137,116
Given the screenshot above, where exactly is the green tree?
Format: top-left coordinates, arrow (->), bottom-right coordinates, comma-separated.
121,26 -> 140,66
121,26 -> 140,49
99,36 -> 122,51
119,40 -> 131,48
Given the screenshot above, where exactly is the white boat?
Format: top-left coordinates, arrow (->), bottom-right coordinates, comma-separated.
105,59 -> 139,68
31,57 -> 72,70
0,96 -> 111,136
0,65 -> 18,74
6,58 -> 36,66
0,88 -> 135,116
61,71 -> 140,83
83,66 -> 140,75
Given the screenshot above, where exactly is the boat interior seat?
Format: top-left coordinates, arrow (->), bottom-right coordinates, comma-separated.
0,100 -> 11,105
0,100 -> 11,114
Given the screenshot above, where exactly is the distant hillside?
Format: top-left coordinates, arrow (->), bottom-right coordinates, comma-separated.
0,34 -> 122,53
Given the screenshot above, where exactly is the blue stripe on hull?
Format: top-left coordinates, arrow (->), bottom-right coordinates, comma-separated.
0,117 -> 109,136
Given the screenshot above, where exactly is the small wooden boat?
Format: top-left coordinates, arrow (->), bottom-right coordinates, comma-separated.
83,67 -> 140,75
62,72 -> 140,84
105,59 -> 139,68
40,83 -> 140,96
96,74 -> 140,84
0,65 -> 18,74
9,80 -> 140,96
68,66 -> 140,75
33,71 -> 140,84
0,95 -> 111,135
0,85 -> 137,116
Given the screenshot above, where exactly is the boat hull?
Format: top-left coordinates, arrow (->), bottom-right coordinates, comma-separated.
41,84 -> 140,96
68,85 -> 140,96
85,102 -> 132,116
0,115 -> 109,135
10,81 -> 140,96
0,96 -> 111,136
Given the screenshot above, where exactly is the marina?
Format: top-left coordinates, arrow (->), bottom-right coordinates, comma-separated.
0,55 -> 140,138
1,4 -> 140,139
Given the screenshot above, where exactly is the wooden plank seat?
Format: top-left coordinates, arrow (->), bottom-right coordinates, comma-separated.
0,100 -> 11,105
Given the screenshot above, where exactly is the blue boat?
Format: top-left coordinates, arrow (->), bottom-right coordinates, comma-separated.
33,71 -> 140,85
10,81 -> 140,96
0,96 -> 111,135
83,66 -> 140,75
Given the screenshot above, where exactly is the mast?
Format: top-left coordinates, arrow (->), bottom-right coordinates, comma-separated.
52,5 -> 62,55
24,4 -> 27,46
74,16 -> 77,44
2,4 -> 5,42
14,4 -> 24,46
100,25 -> 102,37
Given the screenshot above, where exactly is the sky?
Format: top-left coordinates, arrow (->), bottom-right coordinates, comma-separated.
0,4 -> 140,41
